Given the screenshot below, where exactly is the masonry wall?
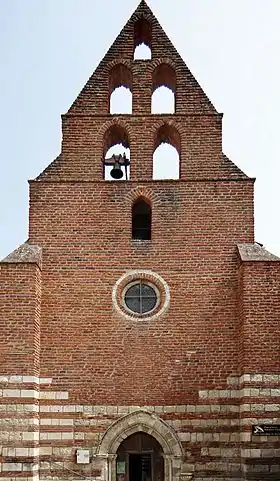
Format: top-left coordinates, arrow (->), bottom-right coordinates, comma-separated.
0,263 -> 41,480
0,263 -> 41,375
28,179 -> 254,405
238,261 -> 280,479
58,114 -> 223,182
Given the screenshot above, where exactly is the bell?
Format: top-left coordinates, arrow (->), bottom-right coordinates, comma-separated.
110,160 -> 123,179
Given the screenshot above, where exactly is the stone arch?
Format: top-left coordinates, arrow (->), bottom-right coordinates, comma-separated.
97,410 -> 183,456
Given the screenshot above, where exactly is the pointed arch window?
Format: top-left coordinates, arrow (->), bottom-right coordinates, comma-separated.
132,198 -> 151,240
134,18 -> 152,60
109,64 -> 132,114
152,64 -> 176,113
153,124 -> 180,179
103,124 -> 130,180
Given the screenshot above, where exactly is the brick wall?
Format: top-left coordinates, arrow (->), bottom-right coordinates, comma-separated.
28,179 -> 254,405
0,263 -> 41,375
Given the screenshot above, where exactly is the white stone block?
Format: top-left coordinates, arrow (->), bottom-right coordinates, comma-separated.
39,405 -> 50,412
62,432 -> 74,440
39,391 -> 56,400
39,447 -> 52,456
250,449 -> 261,458
15,448 -> 29,457
240,432 -> 251,442
198,390 -> 208,398
2,463 -> 23,471
49,405 -> 63,412
218,390 -> 230,398
63,405 -> 75,412
21,390 -> 39,398
47,432 -> 62,440
271,389 -> 280,396
265,404 -> 279,411
51,419 -> 60,426
22,432 -> 39,441
22,376 -> 38,384
250,374 -> 263,382
178,432 -> 191,441
59,418 -> 74,425
2,389 -> 21,397
10,376 -> 23,383
40,419 -> 51,425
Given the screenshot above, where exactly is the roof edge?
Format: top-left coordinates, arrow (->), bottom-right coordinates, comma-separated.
1,241 -> 42,267
237,243 -> 280,262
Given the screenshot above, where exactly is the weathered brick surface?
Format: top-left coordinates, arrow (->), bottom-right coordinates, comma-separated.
239,261 -> 280,373
1,1 -> 280,480
28,179 -> 254,405
0,263 -> 41,375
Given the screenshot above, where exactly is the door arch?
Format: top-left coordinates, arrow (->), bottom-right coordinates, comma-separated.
117,432 -> 163,481
97,410 -> 184,481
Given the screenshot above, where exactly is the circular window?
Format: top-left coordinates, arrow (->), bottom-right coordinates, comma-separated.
123,280 -> 159,316
112,270 -> 170,321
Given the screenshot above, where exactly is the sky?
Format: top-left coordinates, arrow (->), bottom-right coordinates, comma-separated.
0,0 -> 280,259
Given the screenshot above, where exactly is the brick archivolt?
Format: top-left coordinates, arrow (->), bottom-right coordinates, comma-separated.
97,410 -> 184,456
99,118 -> 182,156
125,186 -> 160,205
106,58 -> 178,93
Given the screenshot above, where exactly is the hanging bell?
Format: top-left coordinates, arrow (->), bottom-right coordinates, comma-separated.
110,160 -> 123,179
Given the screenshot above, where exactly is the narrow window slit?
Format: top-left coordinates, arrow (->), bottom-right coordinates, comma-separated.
132,199 -> 151,240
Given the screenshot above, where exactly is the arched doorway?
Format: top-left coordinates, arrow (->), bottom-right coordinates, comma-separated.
116,432 -> 163,481
96,410 -> 184,481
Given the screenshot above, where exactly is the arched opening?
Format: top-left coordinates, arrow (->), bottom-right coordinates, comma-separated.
152,87 -> 175,114
153,124 -> 180,180
97,410 -> 184,481
132,198 -> 151,240
103,124 -> 130,180
110,87 -> 132,114
117,432 -> 163,481
134,18 -> 152,60
152,64 -> 176,114
109,64 -> 132,114
134,43 -> 152,60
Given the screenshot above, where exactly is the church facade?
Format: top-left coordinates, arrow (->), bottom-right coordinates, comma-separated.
1,2 -> 280,480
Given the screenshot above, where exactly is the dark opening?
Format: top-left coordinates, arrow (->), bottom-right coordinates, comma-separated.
134,18 -> 152,60
129,454 -> 152,481
132,199 -> 151,240
116,432 -> 164,481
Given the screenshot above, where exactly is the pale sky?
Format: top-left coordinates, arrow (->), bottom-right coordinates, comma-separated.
1,0 -> 280,259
